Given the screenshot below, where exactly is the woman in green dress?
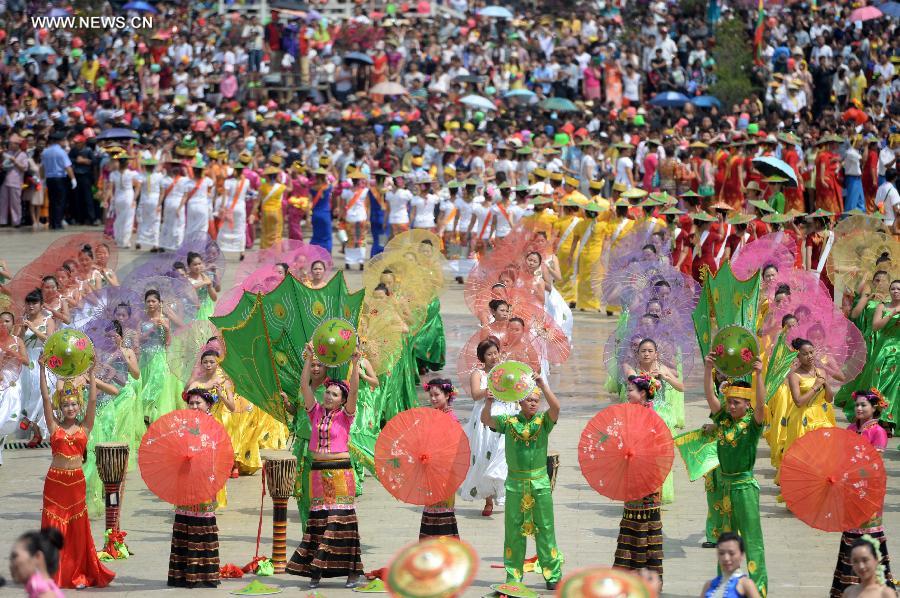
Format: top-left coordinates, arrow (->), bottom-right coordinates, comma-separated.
412,297 -> 446,375
82,320 -> 142,517
838,279 -> 900,430
138,289 -> 181,425
186,252 -> 217,321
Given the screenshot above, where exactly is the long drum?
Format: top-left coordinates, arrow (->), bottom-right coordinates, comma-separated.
95,443 -> 130,531
264,456 -> 297,574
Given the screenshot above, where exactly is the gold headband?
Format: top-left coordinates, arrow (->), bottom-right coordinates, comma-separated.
724,385 -> 754,401
52,380 -> 84,410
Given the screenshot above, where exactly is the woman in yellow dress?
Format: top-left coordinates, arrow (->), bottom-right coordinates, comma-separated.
251,166 -> 288,250
568,200 -> 612,311
783,337 -> 836,458
553,201 -> 582,304
187,349 -> 260,483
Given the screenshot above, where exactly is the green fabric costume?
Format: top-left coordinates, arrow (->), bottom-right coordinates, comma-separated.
494,410 -> 563,585
712,407 -> 767,598
195,286 -> 215,321
412,298 -> 446,372
704,468 -> 728,544
348,375 -> 384,494
137,322 -> 181,424
381,340 -> 421,423
836,302 -> 900,427
768,191 -> 785,214
83,372 -> 143,518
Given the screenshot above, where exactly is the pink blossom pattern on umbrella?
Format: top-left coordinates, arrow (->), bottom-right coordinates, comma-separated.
456,323 -> 540,395
731,233 -> 798,281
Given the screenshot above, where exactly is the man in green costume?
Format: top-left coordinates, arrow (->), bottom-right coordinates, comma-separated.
703,354 -> 768,597
482,376 -> 563,590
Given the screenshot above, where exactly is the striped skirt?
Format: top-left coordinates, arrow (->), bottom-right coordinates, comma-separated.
167,512 -> 220,588
613,493 -> 663,578
287,459 -> 364,579
830,527 -> 894,596
420,497 -> 459,540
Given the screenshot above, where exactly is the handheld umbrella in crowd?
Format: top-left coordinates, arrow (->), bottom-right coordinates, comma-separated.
780,428 -> 886,532
731,233 -> 798,282
138,409 -> 234,506
487,360 -> 536,403
384,537 -> 478,598
577,403 -> 674,502
555,566 -> 658,598
42,329 -> 95,379
374,407 -> 471,506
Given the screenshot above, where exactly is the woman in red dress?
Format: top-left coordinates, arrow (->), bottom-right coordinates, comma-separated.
815,138 -> 843,215
691,213 -> 720,282
719,143 -> 746,210
804,214 -> 835,298
780,136 -> 805,213
38,360 -> 115,589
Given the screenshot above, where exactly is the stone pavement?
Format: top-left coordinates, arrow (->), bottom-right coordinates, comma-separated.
0,226 -> 897,597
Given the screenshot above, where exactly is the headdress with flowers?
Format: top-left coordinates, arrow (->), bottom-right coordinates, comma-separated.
852,388 -> 889,413
631,373 -> 662,400
423,380 -> 458,402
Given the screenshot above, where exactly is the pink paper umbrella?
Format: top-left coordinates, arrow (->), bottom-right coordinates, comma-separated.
456,323 -> 540,395
787,309 -> 866,389
732,233 -> 798,282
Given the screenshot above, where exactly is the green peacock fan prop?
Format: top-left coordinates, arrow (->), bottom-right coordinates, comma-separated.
210,273 -> 365,425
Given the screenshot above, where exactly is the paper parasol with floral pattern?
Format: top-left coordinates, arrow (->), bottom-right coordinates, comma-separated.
375,408 -> 470,505
43,329 -> 95,378
557,566 -> 657,598
780,428 -> 886,532
311,318 -> 358,367
386,537 -> 478,598
138,409 -> 234,505
487,360 -> 536,403
578,403 -> 674,501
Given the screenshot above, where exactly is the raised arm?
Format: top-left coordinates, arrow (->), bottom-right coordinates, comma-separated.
703,353 -> 722,414
480,391 -> 498,428
39,359 -> 57,435
82,370 -> 98,434
537,376 -> 560,422
299,345 -> 318,412
752,359 -> 765,425
345,353 -> 360,416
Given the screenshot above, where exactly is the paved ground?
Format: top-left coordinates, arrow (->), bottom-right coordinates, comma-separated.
0,226 -> 898,597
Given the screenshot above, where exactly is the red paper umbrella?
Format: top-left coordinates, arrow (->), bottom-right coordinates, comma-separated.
7,252 -> 63,304
522,310 -> 571,366
780,428 -> 886,532
375,407 -> 470,506
44,232 -> 119,271
138,409 -> 234,505
578,403 -> 674,501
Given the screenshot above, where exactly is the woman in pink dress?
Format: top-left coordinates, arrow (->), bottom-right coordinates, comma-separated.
583,57 -> 602,101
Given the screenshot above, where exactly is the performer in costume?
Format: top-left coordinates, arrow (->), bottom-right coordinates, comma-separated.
0,310 -> 27,465
568,200 -> 607,311
815,137 -> 843,215
623,339 -> 683,504
482,375 -> 563,589
185,252 -> 217,321
839,537 -> 896,598
411,242 -> 447,375
216,161 -> 250,259
82,320 -> 142,517
837,279 -> 900,429
183,157 -> 214,239
135,158 -> 164,251
253,166 -> 288,250
804,213 -> 836,297
553,199 -> 582,305
831,390 -> 895,596
188,349 -> 260,479
38,361 -> 115,589
614,374 -> 664,578
138,289 -> 180,425
782,337 -> 836,457
419,379 -> 461,540
691,212 -> 719,282
309,168 -> 333,253
780,134 -> 805,213
719,142 -> 746,211
167,388 -> 233,588
702,355 -> 768,597
19,290 -> 56,445
108,153 -> 140,249
158,161 -> 188,252
286,350 -> 364,589
342,171 -> 370,270
458,338 -> 518,516
701,532 -> 762,598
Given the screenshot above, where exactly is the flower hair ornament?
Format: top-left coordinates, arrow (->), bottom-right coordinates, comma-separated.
860,534 -> 887,585
182,388 -> 217,405
423,381 -> 457,400
853,388 -> 889,412
633,373 -> 662,399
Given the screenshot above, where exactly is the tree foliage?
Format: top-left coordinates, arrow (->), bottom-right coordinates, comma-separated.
710,18 -> 760,110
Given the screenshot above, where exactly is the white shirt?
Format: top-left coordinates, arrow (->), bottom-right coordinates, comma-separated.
342,187 -> 369,223
386,188 -> 412,224
453,198 -> 475,232
615,156 -> 634,186
491,203 -> 517,237
410,193 -> 439,228
111,169 -> 139,201
877,182 -> 900,226
843,148 -> 862,177
471,203 -> 491,239
878,147 -> 896,176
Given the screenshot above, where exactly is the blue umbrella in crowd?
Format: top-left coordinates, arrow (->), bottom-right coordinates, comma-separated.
344,51 -> 374,65
540,97 -> 578,112
504,89 -> 536,99
97,128 -> 140,141
122,1 -> 158,13
460,94 -> 498,111
691,95 -> 722,109
878,1 -> 900,17
649,91 -> 690,108
477,6 -> 514,18
752,156 -> 799,187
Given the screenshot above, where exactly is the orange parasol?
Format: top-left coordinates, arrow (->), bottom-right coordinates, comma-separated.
375,408 -> 470,506
138,409 -> 233,505
578,403 -> 674,501
780,428 -> 887,532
